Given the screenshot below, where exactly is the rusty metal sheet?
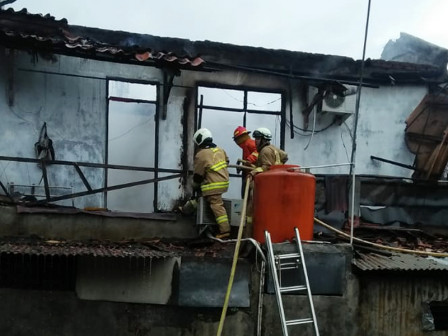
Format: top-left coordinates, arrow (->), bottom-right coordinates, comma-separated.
358,272 -> 448,335
354,251 -> 448,271
0,239 -> 177,258
0,237 -> 237,259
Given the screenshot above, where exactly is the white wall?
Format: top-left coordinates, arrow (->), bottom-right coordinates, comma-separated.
0,47 -> 429,211
0,48 -> 185,210
284,85 -> 427,177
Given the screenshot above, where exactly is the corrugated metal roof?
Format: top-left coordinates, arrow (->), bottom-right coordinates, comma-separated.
353,251 -> 448,271
0,238 -> 236,259
0,239 -> 178,258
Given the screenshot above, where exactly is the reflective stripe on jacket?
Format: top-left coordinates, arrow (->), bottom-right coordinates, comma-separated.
194,147 -> 229,196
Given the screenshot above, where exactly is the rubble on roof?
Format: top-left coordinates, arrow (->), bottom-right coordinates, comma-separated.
353,250 -> 448,271
350,224 -> 448,253
315,219 -> 448,271
0,236 -> 236,259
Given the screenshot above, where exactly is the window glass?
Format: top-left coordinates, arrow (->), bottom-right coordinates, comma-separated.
107,80 -> 157,212
109,81 -> 156,101
198,87 -> 244,109
197,86 -> 283,199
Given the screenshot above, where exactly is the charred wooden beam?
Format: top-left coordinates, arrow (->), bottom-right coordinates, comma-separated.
370,156 -> 418,171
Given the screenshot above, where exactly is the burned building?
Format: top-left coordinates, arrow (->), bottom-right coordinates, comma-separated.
1,7 -> 448,336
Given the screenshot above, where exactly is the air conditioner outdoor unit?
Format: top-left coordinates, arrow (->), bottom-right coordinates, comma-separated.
320,90 -> 356,122
309,86 -> 356,123
197,197 -> 242,231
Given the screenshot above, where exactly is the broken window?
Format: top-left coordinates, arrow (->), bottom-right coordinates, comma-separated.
423,301 -> 448,331
197,86 -> 283,198
0,253 -> 75,290
107,80 -> 157,212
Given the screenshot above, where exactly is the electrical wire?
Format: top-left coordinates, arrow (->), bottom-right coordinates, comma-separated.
303,106 -> 317,150
221,88 -> 282,108
285,118 -> 336,136
343,121 -> 353,140
108,117 -> 153,142
248,97 -> 281,108
341,130 -> 351,162
315,217 -> 448,257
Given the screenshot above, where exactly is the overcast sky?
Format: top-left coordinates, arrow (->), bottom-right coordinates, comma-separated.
6,0 -> 448,60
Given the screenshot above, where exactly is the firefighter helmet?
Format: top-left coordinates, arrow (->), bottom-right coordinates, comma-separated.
233,126 -> 251,139
252,127 -> 272,140
193,128 -> 213,146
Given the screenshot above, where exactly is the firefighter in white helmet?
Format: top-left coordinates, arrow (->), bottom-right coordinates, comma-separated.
244,127 -> 288,239
251,127 -> 288,175
192,128 -> 231,239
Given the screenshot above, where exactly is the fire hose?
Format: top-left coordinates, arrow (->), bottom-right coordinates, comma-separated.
215,176 -> 252,336
314,217 -> 448,257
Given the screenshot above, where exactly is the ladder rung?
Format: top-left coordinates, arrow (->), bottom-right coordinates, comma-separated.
280,285 -> 306,293
277,261 -> 299,267
277,265 -> 299,271
276,253 -> 301,260
286,318 -> 314,326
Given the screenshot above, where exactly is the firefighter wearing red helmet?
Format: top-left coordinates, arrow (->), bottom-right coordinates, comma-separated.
232,126 -> 258,197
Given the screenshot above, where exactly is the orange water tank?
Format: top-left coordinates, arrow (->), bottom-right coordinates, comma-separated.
253,164 -> 316,243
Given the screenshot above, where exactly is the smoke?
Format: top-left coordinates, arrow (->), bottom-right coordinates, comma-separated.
381,32 -> 448,69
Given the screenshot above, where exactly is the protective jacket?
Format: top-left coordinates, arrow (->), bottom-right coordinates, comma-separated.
238,137 -> 258,165
194,145 -> 229,196
255,143 -> 288,172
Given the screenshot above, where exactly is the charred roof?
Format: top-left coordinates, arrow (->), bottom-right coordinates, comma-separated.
1,8 -> 447,85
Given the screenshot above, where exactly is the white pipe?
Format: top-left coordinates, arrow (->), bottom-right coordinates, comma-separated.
207,233 -> 266,262
350,168 -> 356,245
288,163 -> 352,170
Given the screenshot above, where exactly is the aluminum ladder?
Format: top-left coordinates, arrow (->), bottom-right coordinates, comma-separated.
265,227 -> 320,336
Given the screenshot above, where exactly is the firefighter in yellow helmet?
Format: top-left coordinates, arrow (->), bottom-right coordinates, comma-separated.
193,128 -> 231,239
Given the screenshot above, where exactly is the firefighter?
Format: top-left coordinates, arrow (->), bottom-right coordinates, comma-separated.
245,127 -> 288,238
251,127 -> 288,175
193,128 -> 231,239
232,126 -> 258,198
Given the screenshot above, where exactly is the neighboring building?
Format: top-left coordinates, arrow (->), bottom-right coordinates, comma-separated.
0,8 -> 448,336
